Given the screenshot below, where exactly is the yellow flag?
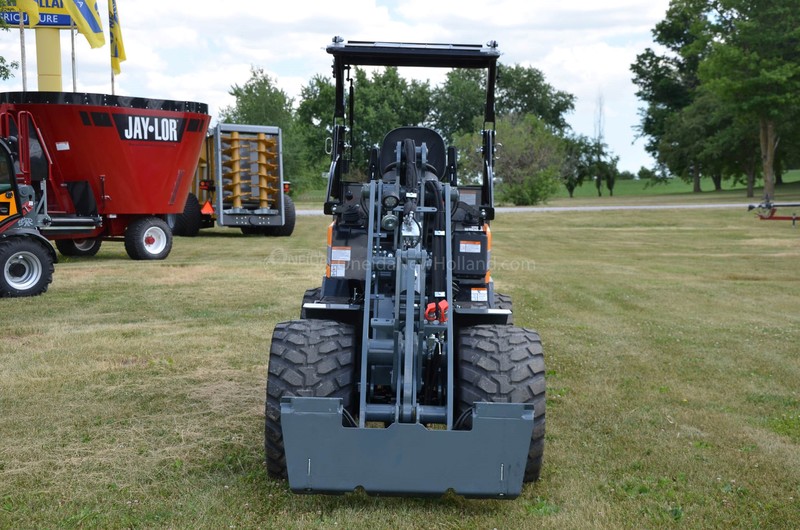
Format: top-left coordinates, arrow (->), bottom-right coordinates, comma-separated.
65,0 -> 105,49
108,0 -> 126,75
15,0 -> 40,25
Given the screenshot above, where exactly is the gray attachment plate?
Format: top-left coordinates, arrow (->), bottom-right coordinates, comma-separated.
280,397 -> 535,498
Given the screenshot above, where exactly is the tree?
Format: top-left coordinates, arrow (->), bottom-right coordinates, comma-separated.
344,67 -> 431,174
430,69 -> 485,143
637,166 -> 657,180
432,63 -> 575,142
220,67 -> 316,191
699,0 -> 800,200
496,64 -> 575,132
220,67 -> 293,126
454,114 -> 563,205
561,134 -> 593,198
604,158 -> 618,196
295,73 -> 336,178
631,0 -> 715,191
289,62 -> 574,192
631,0 -> 711,155
0,1 -> 19,81
559,134 -> 620,199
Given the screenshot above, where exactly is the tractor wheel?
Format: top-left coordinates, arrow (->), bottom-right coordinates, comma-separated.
457,324 -> 546,482
124,216 -> 172,260
55,237 -> 102,257
494,291 -> 514,325
299,286 -> 322,318
0,237 -> 54,298
265,319 -> 355,479
262,194 -> 296,237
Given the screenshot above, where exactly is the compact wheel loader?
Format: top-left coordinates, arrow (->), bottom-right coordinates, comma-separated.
266,38 -> 545,499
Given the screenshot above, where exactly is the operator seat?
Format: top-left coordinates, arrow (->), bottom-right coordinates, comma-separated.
379,126 -> 446,179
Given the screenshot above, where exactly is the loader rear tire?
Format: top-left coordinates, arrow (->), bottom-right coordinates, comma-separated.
265,319 -> 355,479
457,324 -> 546,482
493,291 -> 514,325
460,291 -> 514,325
299,286 -> 322,318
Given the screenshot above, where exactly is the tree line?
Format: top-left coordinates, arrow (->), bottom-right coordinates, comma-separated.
631,0 -> 800,198
220,64 -> 624,204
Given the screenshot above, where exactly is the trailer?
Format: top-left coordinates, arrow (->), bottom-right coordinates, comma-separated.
174,123 -> 295,237
0,92 -> 210,260
749,200 -> 799,227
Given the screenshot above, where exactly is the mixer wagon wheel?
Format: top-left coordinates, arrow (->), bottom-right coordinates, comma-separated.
0,237 -> 54,297
457,324 -> 546,482
261,194 -> 296,237
55,238 -> 102,257
265,319 -> 355,479
124,216 -> 173,260
167,193 -> 202,237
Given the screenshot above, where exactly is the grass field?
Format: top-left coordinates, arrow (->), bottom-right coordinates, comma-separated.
2,202 -> 799,528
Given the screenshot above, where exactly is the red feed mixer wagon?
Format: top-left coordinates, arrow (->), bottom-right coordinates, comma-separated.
0,91 -> 210,260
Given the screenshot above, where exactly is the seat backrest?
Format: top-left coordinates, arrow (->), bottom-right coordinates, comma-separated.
379,126 -> 446,178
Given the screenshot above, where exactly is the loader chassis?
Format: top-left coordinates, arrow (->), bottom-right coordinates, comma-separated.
0,140 -> 56,297
266,39 -> 546,498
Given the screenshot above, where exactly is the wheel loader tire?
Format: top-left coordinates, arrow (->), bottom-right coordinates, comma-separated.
493,291 -> 514,325
124,216 -> 172,260
265,319 -> 355,479
457,324 -> 546,482
262,194 -> 296,237
0,237 -> 54,298
299,286 -> 322,318
55,237 -> 102,257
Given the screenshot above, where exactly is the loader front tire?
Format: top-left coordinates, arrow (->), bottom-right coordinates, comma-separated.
457,324 -> 546,482
265,319 -> 355,479
0,237 -> 54,298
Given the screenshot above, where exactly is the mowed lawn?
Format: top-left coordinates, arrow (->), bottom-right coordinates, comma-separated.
1,203 -> 799,528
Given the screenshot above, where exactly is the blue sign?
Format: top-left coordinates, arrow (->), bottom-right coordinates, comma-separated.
2,11 -> 72,28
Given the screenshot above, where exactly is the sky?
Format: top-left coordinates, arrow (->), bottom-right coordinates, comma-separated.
0,0 -> 672,172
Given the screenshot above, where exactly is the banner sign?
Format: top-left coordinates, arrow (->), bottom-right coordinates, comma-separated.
2,1 -> 73,28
